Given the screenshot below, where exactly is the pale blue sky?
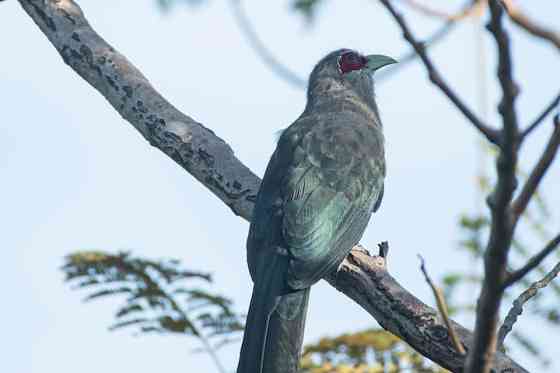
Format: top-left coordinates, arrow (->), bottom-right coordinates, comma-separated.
1,1 -> 559,372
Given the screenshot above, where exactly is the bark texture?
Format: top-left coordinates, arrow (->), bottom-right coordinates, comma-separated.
17,1 -> 528,372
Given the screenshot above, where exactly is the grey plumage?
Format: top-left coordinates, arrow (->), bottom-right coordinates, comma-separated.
237,49 -> 394,373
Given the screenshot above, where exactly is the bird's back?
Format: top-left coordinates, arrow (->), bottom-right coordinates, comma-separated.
247,104 -> 385,289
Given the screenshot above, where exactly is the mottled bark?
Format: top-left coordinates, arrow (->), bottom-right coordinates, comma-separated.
16,1 -> 527,372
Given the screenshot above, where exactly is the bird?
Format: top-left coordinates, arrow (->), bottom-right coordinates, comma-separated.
237,49 -> 395,373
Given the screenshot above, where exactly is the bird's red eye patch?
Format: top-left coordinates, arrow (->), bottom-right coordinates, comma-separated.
338,52 -> 368,74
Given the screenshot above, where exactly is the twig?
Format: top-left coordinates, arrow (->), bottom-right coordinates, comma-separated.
465,2 -> 519,372
190,320 -> 228,373
520,92 -> 560,140
504,233 -> 560,288
397,0 -> 486,21
418,255 -> 466,355
378,0 -> 500,145
229,0 -> 463,89
15,1 -> 529,371
378,20 -> 455,83
511,116 -> 560,224
502,0 -> 560,52
378,0 -> 478,83
498,260 -> 560,348
163,288 -> 228,373
228,0 -> 307,89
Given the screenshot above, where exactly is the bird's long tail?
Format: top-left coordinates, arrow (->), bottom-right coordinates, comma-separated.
237,254 -> 310,373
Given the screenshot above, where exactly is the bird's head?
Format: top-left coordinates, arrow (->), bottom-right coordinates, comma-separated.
306,49 -> 396,110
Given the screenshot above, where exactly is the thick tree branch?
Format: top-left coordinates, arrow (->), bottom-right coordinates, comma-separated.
326,247 -> 526,372
378,0 -> 500,145
465,2 -> 519,372
17,0 -> 527,371
18,0 -> 260,222
504,233 -> 560,288
498,260 -> 560,348
511,117 -> 560,224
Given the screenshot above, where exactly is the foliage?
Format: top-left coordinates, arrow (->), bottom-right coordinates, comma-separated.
60,1 -> 560,371
291,0 -> 326,21
300,329 -> 449,373
61,251 -> 453,371
61,251 -> 243,349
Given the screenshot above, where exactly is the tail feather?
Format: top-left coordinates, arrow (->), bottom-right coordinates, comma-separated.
237,254 -> 310,373
262,288 -> 309,373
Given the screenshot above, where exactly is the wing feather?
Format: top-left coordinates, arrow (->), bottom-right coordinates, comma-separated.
247,114 -> 385,290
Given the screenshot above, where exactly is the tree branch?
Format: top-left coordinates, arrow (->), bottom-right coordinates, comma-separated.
396,0 -> 486,21
377,19 -> 455,83
229,0 -> 467,88
326,247 -> 527,372
378,0 -> 500,145
17,0 -> 527,371
520,91 -> 560,140
465,2 -> 519,372
511,116 -> 560,224
377,0 -> 480,83
502,0 -> 560,53
498,260 -> 560,348
504,233 -> 560,288
18,0 -> 261,222
418,255 -> 466,355
228,0 -> 307,89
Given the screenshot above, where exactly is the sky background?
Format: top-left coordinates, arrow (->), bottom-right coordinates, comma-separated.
1,0 -> 559,372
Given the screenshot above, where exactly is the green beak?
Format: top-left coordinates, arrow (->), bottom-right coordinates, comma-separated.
365,54 -> 397,72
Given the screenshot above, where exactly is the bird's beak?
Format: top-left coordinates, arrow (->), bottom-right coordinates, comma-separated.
365,54 -> 397,72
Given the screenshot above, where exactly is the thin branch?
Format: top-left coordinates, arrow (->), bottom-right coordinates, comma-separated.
498,260 -> 560,348
326,247 -> 527,372
502,0 -> 560,52
16,1 -> 528,371
380,0 -> 487,83
228,0 -> 463,89
465,1 -> 519,372
378,0 -> 476,83
378,0 -> 500,145
378,19 -> 455,83
418,255 -> 466,355
228,0 -> 307,89
396,0 -> 486,21
168,295 -> 228,373
504,233 -> 560,288
520,91 -> 560,140
379,0 -> 488,83
511,117 -> 560,224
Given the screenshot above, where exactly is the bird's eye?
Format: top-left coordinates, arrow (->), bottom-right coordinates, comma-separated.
338,52 -> 367,74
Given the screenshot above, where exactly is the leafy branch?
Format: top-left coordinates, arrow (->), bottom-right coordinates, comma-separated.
301,329 -> 450,373
62,251 -> 244,372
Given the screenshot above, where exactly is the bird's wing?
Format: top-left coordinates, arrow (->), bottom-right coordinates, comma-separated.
280,118 -> 385,289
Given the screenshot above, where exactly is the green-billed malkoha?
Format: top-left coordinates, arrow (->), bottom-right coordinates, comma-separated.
237,49 -> 396,373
